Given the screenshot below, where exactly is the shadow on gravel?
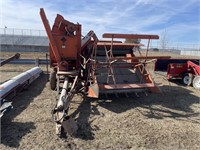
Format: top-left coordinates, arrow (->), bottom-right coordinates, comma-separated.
93,85 -> 199,120
1,74 -> 48,148
139,85 -> 200,122
70,85 -> 199,140
72,96 -> 100,140
0,122 -> 36,148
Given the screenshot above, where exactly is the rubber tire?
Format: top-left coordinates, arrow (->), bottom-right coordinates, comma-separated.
182,73 -> 193,86
193,76 -> 200,90
50,71 -> 56,90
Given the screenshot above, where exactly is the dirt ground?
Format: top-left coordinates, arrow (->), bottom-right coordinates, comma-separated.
0,52 -> 200,150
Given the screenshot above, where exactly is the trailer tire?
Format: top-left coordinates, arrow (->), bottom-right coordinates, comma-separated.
182,73 -> 193,86
50,71 -> 56,90
193,76 -> 200,90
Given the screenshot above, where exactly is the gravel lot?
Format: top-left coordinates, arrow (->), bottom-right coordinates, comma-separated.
0,52 -> 200,149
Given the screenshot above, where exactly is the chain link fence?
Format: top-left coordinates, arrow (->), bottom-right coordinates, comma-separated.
0,28 -> 47,36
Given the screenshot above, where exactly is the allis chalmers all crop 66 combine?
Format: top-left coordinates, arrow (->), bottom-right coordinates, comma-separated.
40,8 -> 170,136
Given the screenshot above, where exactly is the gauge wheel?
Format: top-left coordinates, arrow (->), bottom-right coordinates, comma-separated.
193,76 -> 200,90
182,73 -> 193,86
50,71 -> 56,90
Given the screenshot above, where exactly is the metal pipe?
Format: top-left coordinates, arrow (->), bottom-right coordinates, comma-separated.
0,67 -> 42,118
0,53 -> 20,66
0,59 -> 50,65
0,67 -> 42,100
56,77 -> 69,110
63,75 -> 78,110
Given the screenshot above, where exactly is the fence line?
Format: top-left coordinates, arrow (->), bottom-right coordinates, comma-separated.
0,28 -> 199,50
149,40 -> 200,51
0,28 -> 47,36
150,46 -> 200,51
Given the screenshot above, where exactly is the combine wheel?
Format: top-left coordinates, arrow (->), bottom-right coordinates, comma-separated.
182,73 -> 193,86
50,71 -> 56,90
193,76 -> 200,90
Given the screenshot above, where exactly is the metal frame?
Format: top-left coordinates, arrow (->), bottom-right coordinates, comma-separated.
40,8 -> 171,136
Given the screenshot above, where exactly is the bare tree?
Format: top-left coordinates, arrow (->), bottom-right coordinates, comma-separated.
124,38 -> 141,53
160,29 -> 169,49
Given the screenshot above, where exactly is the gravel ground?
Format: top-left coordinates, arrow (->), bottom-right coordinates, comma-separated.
0,52 -> 200,149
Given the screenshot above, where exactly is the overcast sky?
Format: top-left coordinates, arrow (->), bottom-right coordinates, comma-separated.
0,0 -> 199,47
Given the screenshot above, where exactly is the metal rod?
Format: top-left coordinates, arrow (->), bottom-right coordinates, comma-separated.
0,53 -> 20,66
40,8 -> 61,64
108,56 -> 171,60
145,38 -> 151,63
103,33 -> 159,39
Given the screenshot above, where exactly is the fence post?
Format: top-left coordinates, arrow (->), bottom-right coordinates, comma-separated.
4,28 -> 6,35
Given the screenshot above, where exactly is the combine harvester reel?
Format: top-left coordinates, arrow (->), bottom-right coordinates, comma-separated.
40,8 -> 170,137
87,33 -> 170,98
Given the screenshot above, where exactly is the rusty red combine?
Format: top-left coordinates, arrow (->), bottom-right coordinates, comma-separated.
40,8 -> 170,136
